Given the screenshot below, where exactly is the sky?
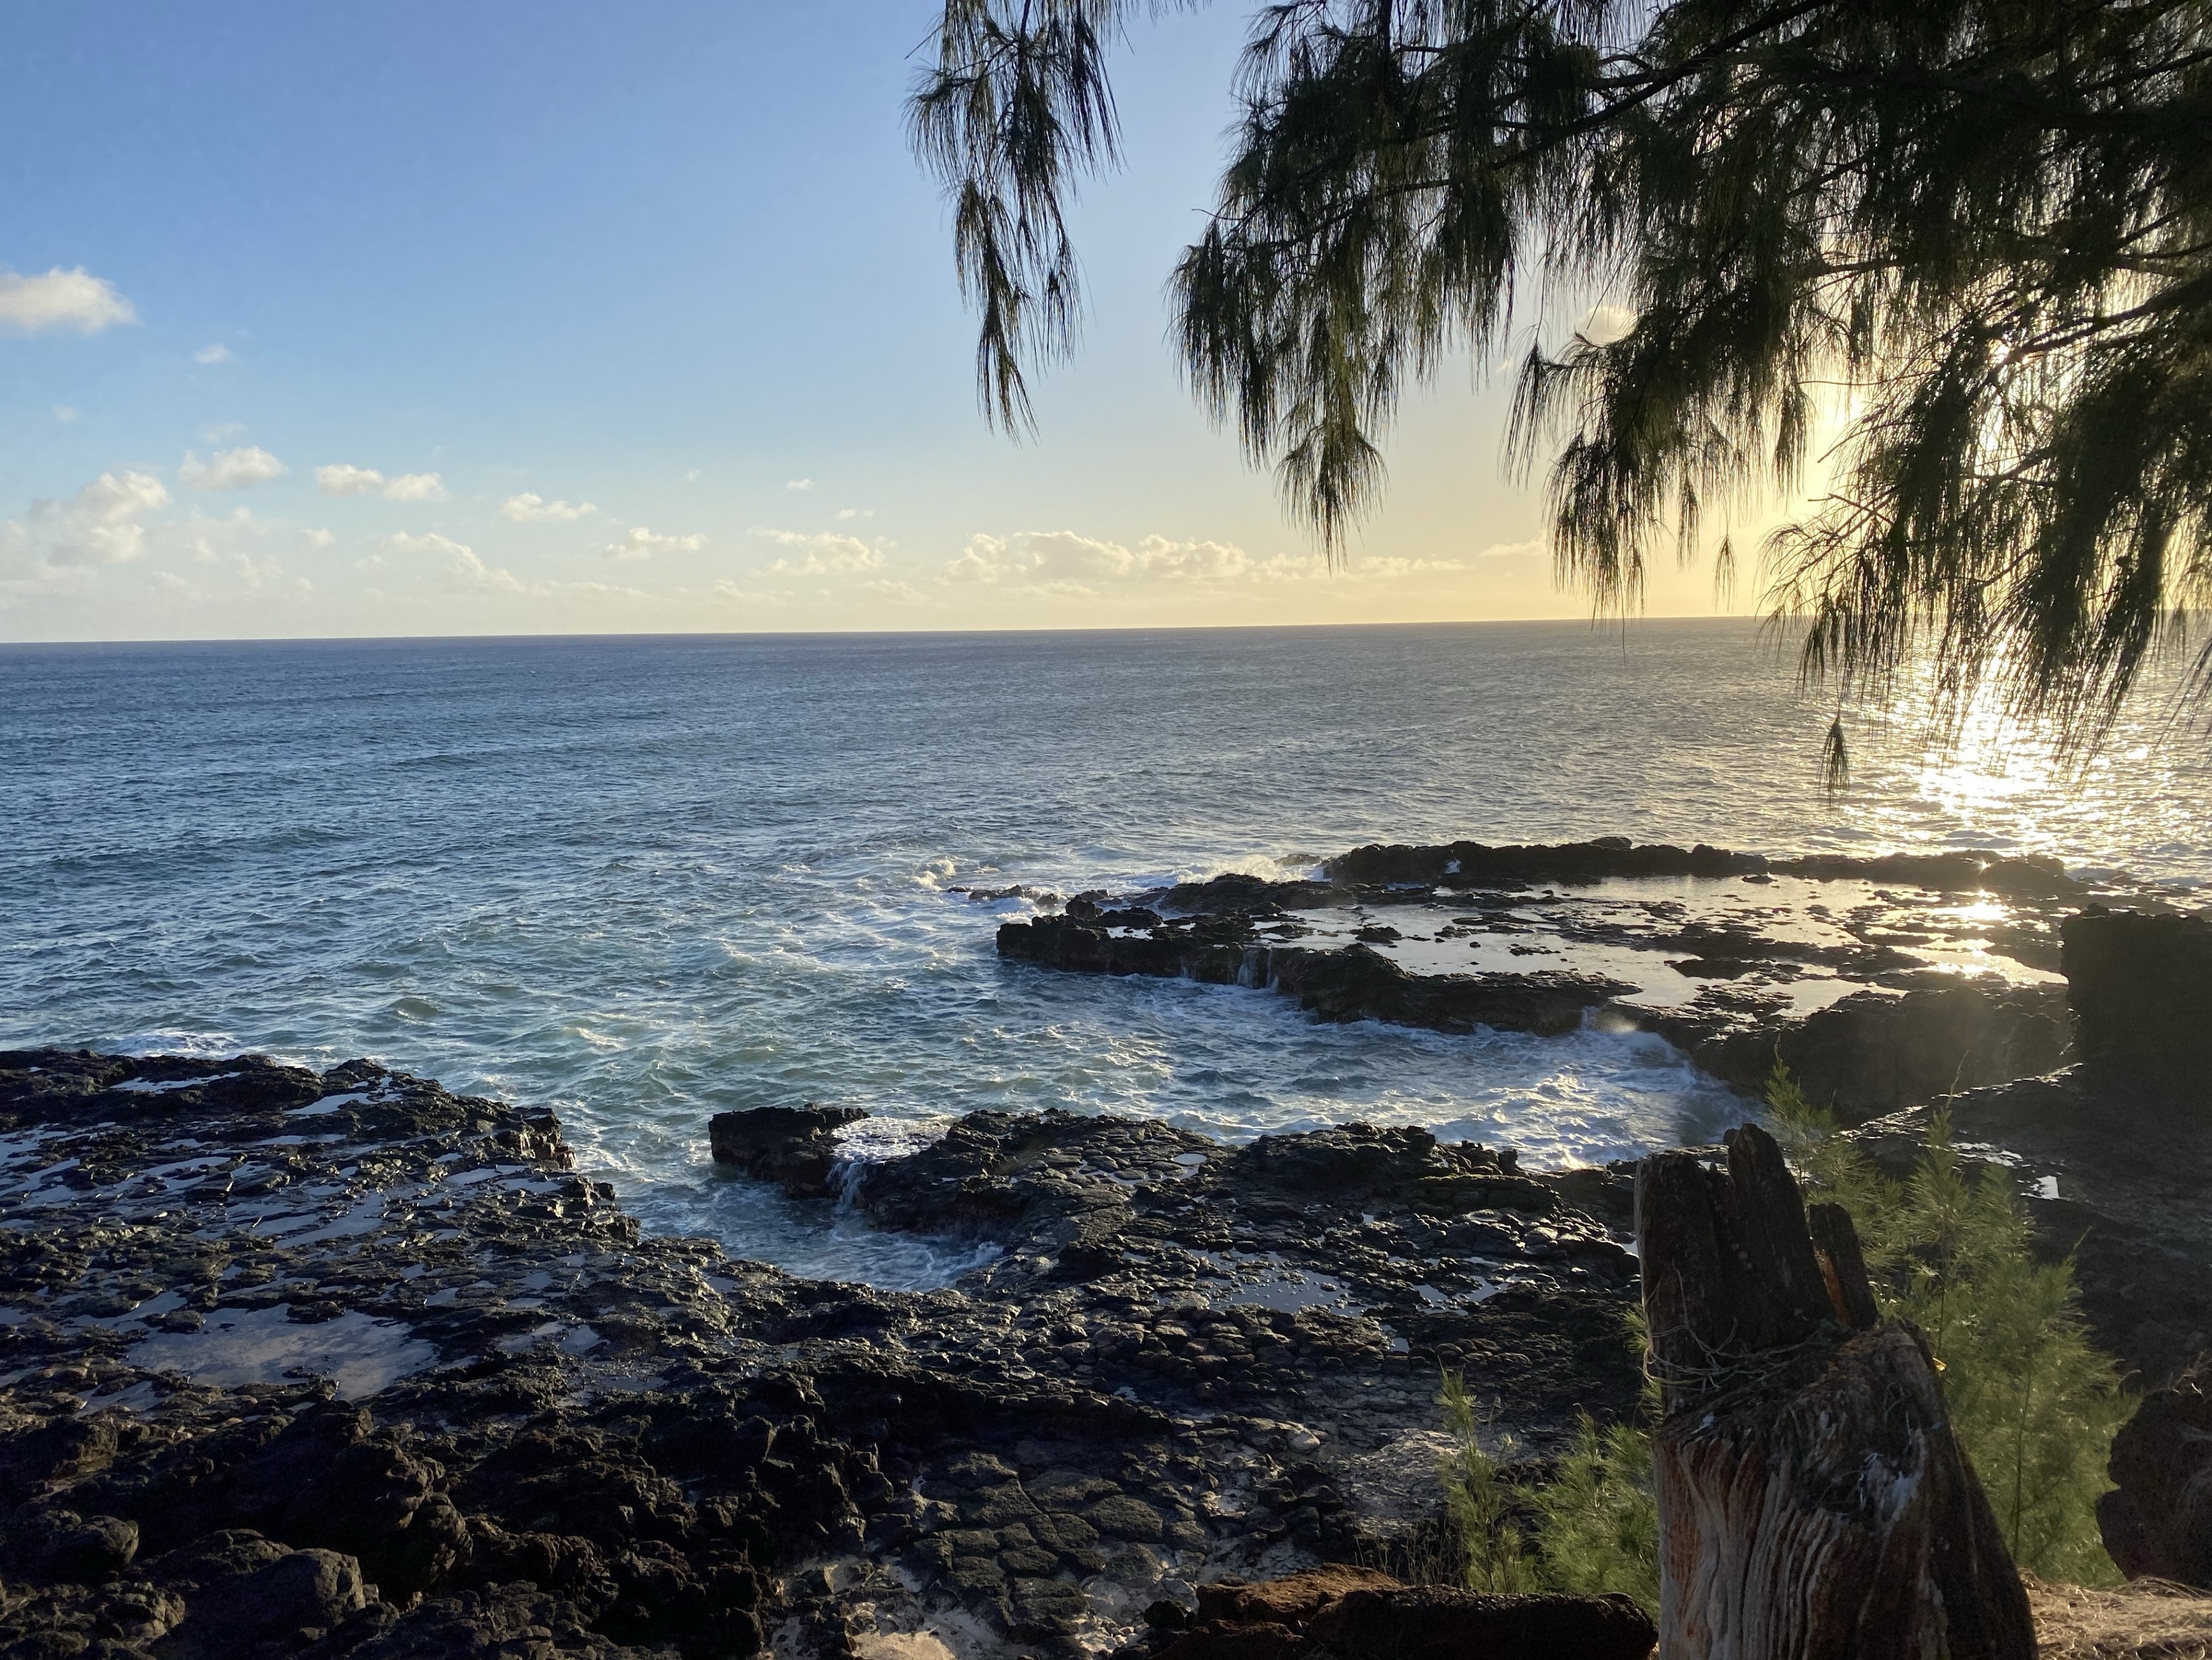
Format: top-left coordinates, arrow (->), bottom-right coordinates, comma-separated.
0,2 -> 1770,642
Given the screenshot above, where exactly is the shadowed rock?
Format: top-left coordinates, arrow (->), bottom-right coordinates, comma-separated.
2065,907 -> 2212,1099
2100,1356 -> 2212,1586
1152,1566 -> 1656,1660
709,1102 -> 870,1197
166,1546 -> 372,1657
0,1046 -> 1657,1660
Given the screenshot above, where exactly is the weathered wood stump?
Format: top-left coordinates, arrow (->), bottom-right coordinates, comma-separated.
1637,1124 -> 2035,1659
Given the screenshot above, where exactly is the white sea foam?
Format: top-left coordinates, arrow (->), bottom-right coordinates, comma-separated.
108,1031 -> 240,1059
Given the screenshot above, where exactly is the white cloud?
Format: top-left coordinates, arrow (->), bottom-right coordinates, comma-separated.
193,343 -> 234,365
711,579 -> 782,607
449,546 -> 524,592
1580,304 -> 1637,345
751,527 -> 885,575
605,525 -> 707,561
180,446 -> 286,491
200,422 -> 248,443
836,508 -> 873,521
317,464 -> 387,496
1343,555 -> 1467,578
0,267 -> 138,335
40,471 -> 171,565
503,491 -> 599,523
50,404 -> 77,424
303,527 -> 335,548
171,508 -> 317,593
785,478 -> 815,493
1475,538 -> 1544,559
684,469 -> 700,483
552,578 -> 654,601
385,530 -> 526,593
944,531 -> 1312,591
857,579 -> 929,604
229,551 -> 282,587
941,530 -> 1486,591
13,499 -> 307,592
317,464 -> 446,501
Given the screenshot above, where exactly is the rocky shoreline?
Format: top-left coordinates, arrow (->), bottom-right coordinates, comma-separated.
0,1049 -> 1647,1660
3,849 -> 2206,1658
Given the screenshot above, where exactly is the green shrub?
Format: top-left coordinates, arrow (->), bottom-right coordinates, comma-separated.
1440,1068 -> 2134,1593
1767,1061 -> 2133,1583
1440,1315 -> 1660,1613
1438,1380 -> 1661,1612
1438,1370 -> 1541,1594
1524,1411 -> 1660,1608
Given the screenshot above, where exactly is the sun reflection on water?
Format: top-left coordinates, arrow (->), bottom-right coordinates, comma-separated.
1842,660 -> 2199,873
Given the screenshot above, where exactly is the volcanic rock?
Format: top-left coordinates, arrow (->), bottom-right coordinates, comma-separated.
1645,977 -> 2072,1121
0,1048 -> 1650,1660
2100,1356 -> 2212,1585
991,834 -> 2170,1120
709,1102 -> 869,1197
1849,1069 -> 2212,1383
2064,907 -> 2212,1098
1326,835 -> 1758,887
1152,1566 -> 1655,1660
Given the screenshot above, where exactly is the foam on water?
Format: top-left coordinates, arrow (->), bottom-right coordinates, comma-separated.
3,624 -> 2206,1286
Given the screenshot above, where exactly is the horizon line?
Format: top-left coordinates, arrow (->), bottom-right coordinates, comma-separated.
0,612 -> 1786,651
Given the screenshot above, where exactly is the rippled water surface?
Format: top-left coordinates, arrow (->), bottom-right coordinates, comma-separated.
4,624 -> 2205,1280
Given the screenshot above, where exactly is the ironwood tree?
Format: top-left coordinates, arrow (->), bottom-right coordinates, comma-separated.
911,0 -> 2212,753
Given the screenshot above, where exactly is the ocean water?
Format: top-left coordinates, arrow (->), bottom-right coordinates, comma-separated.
3,623 -> 2206,1285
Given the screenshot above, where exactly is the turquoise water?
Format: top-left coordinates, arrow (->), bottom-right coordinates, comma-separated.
3,623 -> 2203,1281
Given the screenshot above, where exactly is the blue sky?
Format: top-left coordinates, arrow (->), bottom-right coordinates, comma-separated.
0,2 -> 1754,641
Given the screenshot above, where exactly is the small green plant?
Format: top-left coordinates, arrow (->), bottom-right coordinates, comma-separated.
1440,1067 -> 2134,1594
1765,1060 -> 2133,1583
1438,1370 -> 1540,1594
1440,1313 -> 1659,1613
1524,1412 -> 1660,1609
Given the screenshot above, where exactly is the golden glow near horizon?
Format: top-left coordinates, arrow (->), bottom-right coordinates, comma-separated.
0,411 -> 1783,643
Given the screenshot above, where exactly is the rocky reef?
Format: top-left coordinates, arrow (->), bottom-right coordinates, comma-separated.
987,837 -> 2196,1120
2063,907 -> 2212,1094
0,1049 -> 1647,1660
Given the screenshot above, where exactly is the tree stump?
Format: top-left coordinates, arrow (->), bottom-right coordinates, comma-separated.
1637,1124 -> 2035,1659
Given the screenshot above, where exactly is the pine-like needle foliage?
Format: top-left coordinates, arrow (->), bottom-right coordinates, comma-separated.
1439,1077 -> 2130,1595
911,0 -> 2212,742
1438,1371 -> 1542,1594
1768,1062 -> 2135,1583
1441,1317 -> 1660,1613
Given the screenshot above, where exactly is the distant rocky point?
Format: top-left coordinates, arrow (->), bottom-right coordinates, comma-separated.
991,836 -> 2203,1120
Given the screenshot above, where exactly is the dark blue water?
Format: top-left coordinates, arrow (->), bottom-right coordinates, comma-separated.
4,623 -> 2202,1281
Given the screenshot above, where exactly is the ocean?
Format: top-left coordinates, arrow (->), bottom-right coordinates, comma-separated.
4,622 -> 2205,1285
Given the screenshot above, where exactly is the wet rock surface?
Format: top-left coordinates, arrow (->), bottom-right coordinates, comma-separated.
0,1050 -> 1646,1660
993,836 -> 2191,1120
709,1105 -> 870,1200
